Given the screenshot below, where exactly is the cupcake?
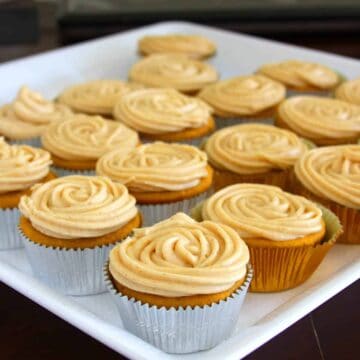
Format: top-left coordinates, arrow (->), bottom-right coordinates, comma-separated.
105,212 -> 251,353
138,34 -> 216,59
129,53 -> 218,94
276,96 -> 360,145
198,75 -> 286,129
19,175 -> 141,295
257,60 -> 341,95
96,142 -> 213,226
203,123 -> 310,191
293,145 -> 359,244
191,184 -> 342,292
41,114 -> 139,176
58,80 -> 142,117
0,86 -> 72,147
113,88 -> 215,146
0,138 -> 55,249
335,78 -> 360,105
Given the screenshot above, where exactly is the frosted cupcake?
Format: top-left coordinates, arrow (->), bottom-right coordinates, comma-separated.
96,142 -> 213,226
276,96 -> 360,145
58,80 -> 142,117
203,124 -> 310,191
113,88 -> 215,146
138,34 -> 216,59
198,75 -> 286,128
19,175 -> 141,295
105,212 -> 251,353
0,138 -> 54,249
192,184 -> 342,292
129,53 -> 218,94
0,86 -> 72,147
335,78 -> 360,105
258,60 -> 341,95
41,114 -> 139,176
293,145 -> 359,244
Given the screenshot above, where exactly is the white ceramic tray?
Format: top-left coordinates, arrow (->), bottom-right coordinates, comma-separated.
0,21 -> 359,360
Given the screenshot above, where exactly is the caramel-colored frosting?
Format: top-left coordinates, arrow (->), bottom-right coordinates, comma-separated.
139,34 -> 216,59
113,88 -> 213,134
0,137 -> 51,194
205,124 -> 308,174
58,80 -> 142,115
42,114 -> 139,161
295,145 -> 360,209
19,176 -> 138,239
277,96 -> 360,142
201,184 -> 323,241
335,78 -> 360,105
198,75 -> 285,116
258,60 -> 340,90
109,212 -> 249,297
129,54 -> 218,92
96,142 -> 208,192
0,86 -> 72,140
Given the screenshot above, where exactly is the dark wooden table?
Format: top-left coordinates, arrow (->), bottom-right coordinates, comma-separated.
0,2 -> 359,360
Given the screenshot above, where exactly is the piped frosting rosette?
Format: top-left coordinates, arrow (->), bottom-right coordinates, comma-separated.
19,175 -> 138,239
335,78 -> 360,105
113,88 -> 213,134
277,96 -> 360,144
42,114 -> 139,161
129,54 -> 218,93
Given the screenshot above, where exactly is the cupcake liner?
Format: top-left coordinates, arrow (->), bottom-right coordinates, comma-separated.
52,167 -> 96,177
0,208 -> 23,250
215,117 -> 273,130
291,173 -> 359,244
20,229 -> 115,295
104,264 -> 253,354
9,137 -> 41,148
286,89 -> 331,97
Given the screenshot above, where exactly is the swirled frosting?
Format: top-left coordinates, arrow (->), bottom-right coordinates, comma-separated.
295,145 -> 360,209
96,142 -> 208,192
129,54 -> 218,92
335,78 -> 360,105
277,96 -> 360,142
0,137 -> 51,193
198,75 -> 285,116
258,60 -> 340,90
19,176 -> 138,239
109,212 -> 249,297
204,124 -> 308,174
201,184 -> 323,241
58,80 -> 142,115
113,88 -> 213,134
0,86 -> 72,140
139,34 -> 216,59
41,114 -> 139,161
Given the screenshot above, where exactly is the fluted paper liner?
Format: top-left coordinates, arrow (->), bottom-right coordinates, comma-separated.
52,167 -> 95,177
215,117 -> 273,130
0,208 -> 23,250
9,137 -> 41,148
191,202 -> 342,292
104,263 -> 253,354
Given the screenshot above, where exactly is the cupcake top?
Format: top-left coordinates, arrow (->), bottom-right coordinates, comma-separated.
0,86 -> 72,140
113,88 -> 213,135
96,142 -> 208,192
295,145 -> 360,209
258,60 -> 340,90
129,54 -> 218,93
138,34 -> 216,59
335,78 -> 360,105
19,175 -> 138,239
204,124 -> 308,174
42,114 -> 139,161
109,212 -> 249,297
201,184 -> 323,241
0,137 -> 51,194
198,75 -> 286,116
277,96 -> 360,143
58,80 -> 142,116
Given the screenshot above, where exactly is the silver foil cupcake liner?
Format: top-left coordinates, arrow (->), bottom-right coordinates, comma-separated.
215,117 -> 273,129
104,264 -> 253,354
52,167 -> 96,177
0,208 -> 23,250
9,137 -> 41,148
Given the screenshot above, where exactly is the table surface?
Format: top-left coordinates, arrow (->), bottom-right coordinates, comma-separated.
0,3 -> 359,360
